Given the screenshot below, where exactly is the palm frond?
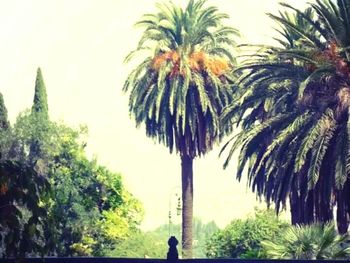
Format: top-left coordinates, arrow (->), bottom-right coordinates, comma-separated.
307,110 -> 336,189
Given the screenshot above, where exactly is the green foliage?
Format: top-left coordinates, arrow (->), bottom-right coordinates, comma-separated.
9,114 -> 144,257
0,93 -> 9,131
0,70 -> 144,258
154,217 -> 219,258
107,232 -> 168,258
107,218 -> 218,258
42,122 -> 144,256
13,110 -> 53,168
193,219 -> 220,257
29,68 -> 50,164
0,93 -> 12,161
31,67 -> 48,119
262,222 -> 350,260
0,91 -> 52,258
205,209 -> 289,259
0,160 -> 51,258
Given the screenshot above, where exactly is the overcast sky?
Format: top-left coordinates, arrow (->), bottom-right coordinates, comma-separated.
0,0 -> 311,230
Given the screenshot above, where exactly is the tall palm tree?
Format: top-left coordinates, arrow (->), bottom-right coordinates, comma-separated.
123,0 -> 238,257
221,0 -> 350,233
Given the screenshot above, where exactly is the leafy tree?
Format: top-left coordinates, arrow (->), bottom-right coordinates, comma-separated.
108,217 -> 218,258
13,110 -> 53,164
0,93 -> 11,160
206,209 -> 289,259
221,0 -> 350,232
0,161 -> 51,258
262,222 -> 350,260
0,126 -> 52,259
107,232 -> 168,258
10,114 -> 144,257
124,0 -> 238,257
36,122 -> 144,256
193,219 -> 219,257
0,93 -> 52,258
154,217 -> 219,258
2,68 -> 144,257
31,67 -> 49,119
0,93 -> 9,131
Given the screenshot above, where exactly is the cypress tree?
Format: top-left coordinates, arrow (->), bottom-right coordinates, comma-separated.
0,93 -> 10,159
0,93 -> 10,131
29,67 -> 50,164
31,67 -> 49,120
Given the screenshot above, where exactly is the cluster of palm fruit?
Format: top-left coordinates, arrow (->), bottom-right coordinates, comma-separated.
152,50 -> 230,77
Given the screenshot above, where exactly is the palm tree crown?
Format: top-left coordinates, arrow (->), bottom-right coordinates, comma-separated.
221,0 -> 350,232
124,0 -> 238,158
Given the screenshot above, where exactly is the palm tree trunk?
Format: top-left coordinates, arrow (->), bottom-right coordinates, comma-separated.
318,163 -> 334,223
305,189 -> 314,224
290,189 -> 300,225
181,154 -> 193,258
336,188 -> 348,234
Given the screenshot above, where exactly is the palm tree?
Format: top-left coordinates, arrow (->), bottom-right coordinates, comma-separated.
262,222 -> 350,260
221,0 -> 350,233
123,0 -> 238,257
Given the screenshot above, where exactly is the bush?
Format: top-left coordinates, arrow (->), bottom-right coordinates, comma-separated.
206,208 -> 289,258
262,222 -> 350,260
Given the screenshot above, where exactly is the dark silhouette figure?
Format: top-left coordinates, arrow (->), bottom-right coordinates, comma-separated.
167,236 -> 178,262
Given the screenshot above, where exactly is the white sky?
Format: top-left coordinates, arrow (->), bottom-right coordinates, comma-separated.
0,0 -> 310,230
